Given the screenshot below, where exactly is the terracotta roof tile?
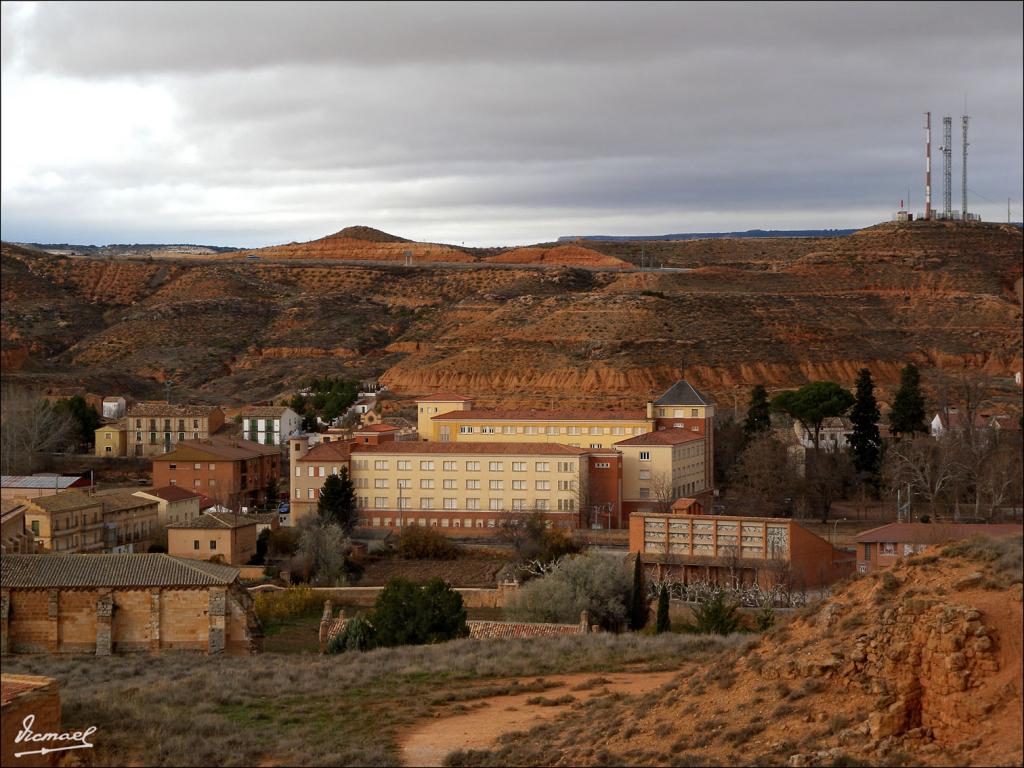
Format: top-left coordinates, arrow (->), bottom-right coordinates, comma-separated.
140,485 -> 200,502
299,441 -> 353,462
1,554 -> 239,588
467,620 -> 585,639
1,675 -> 55,706
153,436 -> 281,461
615,430 -> 705,446
126,402 -> 223,418
417,394 -> 474,402
21,491 -> 102,513
355,424 -> 400,433
854,523 -> 1022,544
166,512 -> 257,530
239,406 -> 294,418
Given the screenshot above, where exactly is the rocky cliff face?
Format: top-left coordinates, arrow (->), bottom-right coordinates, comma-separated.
1,221 -> 1021,407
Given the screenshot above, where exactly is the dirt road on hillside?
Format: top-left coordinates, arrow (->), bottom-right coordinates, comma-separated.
399,670 -> 678,767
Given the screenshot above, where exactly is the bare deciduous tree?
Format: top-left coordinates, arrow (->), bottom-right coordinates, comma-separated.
0,386 -> 76,475
650,471 -> 675,513
884,434 -> 961,518
726,433 -> 799,517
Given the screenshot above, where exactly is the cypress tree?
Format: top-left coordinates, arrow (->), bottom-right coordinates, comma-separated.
847,368 -> 882,480
743,384 -> 772,437
889,364 -> 928,438
318,468 -> 358,534
629,554 -> 649,631
656,584 -> 671,634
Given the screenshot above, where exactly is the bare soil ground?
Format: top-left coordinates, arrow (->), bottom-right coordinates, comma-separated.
400,671 -> 678,767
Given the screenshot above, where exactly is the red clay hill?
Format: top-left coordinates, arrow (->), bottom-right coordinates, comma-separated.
233,226 -> 629,269
2,220 -> 1020,408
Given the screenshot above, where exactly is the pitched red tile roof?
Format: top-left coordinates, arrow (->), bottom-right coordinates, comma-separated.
615,429 -> 705,446
152,436 -> 281,461
467,620 -> 585,639
432,409 -> 649,422
418,394 -> 474,402
239,405 -> 294,418
1,554 -> 240,588
1,675 -> 56,706
140,485 -> 199,502
166,512 -> 257,530
350,442 -> 590,455
126,402 -> 223,418
299,441 -> 354,462
355,424 -> 400,433
855,523 -> 1022,544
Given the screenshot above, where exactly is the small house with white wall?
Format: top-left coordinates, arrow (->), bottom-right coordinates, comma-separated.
102,396 -> 127,419
239,406 -> 301,447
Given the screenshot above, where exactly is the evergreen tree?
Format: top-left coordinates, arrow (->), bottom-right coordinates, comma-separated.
847,368 -> 882,480
771,382 -> 854,451
628,554 -> 649,631
317,468 -> 358,534
52,395 -> 101,448
889,364 -> 928,438
655,584 -> 671,634
743,384 -> 772,438
690,588 -> 742,635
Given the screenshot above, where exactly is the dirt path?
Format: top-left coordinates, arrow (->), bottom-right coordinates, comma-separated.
400,671 -> 677,767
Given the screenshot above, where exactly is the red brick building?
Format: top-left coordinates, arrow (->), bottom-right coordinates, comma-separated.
151,437 -> 281,511
855,522 -> 1022,573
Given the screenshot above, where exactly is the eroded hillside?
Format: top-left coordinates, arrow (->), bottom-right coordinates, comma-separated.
1,221 -> 1021,407
449,536 -> 1024,767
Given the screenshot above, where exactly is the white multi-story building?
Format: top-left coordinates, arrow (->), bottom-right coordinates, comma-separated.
240,406 -> 301,447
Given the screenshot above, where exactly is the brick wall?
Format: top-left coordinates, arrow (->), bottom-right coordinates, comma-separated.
2,586 -> 260,656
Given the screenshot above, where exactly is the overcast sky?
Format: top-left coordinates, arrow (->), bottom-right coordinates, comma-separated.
2,1 -> 1022,247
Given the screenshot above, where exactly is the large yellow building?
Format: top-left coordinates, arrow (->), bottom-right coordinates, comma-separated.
614,430 -> 707,516
290,440 -> 590,529
289,381 -> 714,531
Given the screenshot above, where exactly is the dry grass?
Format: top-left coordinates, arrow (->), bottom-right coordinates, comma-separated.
3,633 -> 740,767
942,535 -> 1023,587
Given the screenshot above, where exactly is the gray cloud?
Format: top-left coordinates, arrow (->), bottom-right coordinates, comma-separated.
2,1 -> 1021,246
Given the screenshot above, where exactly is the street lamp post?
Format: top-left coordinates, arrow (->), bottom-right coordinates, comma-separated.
831,517 -> 847,544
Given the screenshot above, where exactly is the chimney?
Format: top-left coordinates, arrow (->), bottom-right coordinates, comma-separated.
646,402 -> 654,419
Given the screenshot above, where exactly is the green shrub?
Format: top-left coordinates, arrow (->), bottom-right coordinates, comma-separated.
327,616 -> 376,654
656,585 -> 672,634
755,603 -> 775,632
370,577 -> 468,647
508,552 -> 631,630
687,588 -> 742,635
397,525 -> 463,560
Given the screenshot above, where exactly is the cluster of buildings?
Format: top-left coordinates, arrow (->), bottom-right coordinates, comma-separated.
288,381 -> 716,531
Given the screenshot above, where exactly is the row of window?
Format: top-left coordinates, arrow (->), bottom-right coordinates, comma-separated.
136,431 -> 200,444
356,497 -> 577,511
370,517 -> 570,529
341,460 -> 577,473
357,478 -> 575,491
455,425 -> 645,436
169,462 -> 219,470
657,408 -> 704,418
135,418 -> 202,429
